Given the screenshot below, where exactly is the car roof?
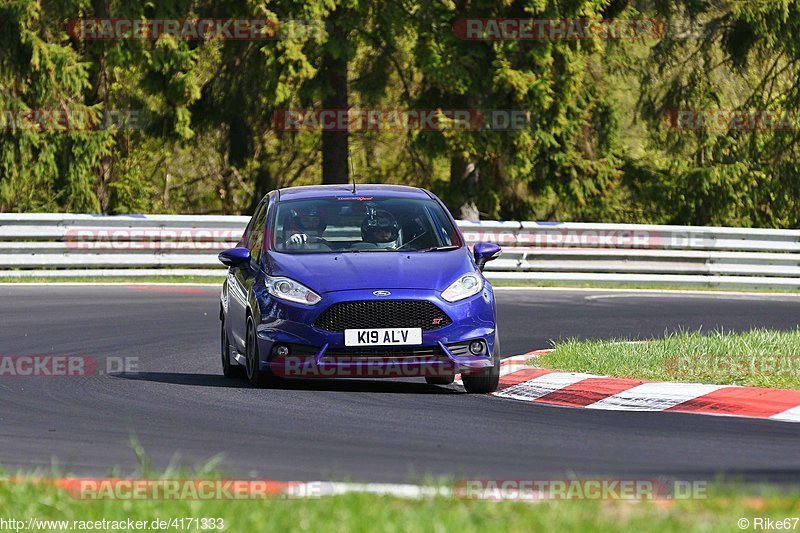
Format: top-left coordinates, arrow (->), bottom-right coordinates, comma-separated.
276,184 -> 432,202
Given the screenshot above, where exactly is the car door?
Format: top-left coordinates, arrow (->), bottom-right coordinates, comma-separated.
229,200 -> 268,352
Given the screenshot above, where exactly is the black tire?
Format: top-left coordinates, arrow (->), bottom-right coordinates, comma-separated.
220,318 -> 243,378
425,375 -> 455,385
245,318 -> 271,388
462,334 -> 500,393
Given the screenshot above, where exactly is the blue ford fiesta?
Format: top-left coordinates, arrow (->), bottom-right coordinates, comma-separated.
218,184 -> 502,393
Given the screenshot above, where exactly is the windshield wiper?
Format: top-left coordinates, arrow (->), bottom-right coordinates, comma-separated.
396,231 -> 429,251
420,245 -> 459,252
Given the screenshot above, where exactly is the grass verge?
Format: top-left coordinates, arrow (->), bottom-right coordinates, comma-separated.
535,328 -> 800,389
2,473 -> 799,532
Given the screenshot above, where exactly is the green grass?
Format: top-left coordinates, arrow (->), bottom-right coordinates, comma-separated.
536,329 -> 800,389
2,473 -> 800,532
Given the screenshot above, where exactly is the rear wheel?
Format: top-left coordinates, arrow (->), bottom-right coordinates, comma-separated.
462,334 -> 500,393
245,318 -> 270,388
221,318 -> 243,378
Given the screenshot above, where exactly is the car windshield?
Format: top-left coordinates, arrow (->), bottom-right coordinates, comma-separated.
272,196 -> 461,254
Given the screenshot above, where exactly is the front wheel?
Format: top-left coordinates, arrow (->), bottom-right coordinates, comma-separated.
461,335 -> 500,393
221,318 -> 243,378
245,318 -> 271,388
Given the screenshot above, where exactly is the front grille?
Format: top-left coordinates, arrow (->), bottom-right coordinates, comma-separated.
445,342 -> 472,357
324,346 -> 442,359
322,345 -> 448,364
314,300 -> 452,332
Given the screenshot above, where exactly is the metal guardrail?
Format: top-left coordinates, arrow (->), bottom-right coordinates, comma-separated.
1,213 -> 800,288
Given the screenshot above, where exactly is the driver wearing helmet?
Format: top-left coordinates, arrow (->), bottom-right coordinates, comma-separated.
361,209 -> 401,249
285,206 -> 327,249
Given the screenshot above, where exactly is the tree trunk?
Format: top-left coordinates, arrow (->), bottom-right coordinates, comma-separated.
320,11 -> 349,185
248,164 -> 274,213
90,0 -> 112,213
448,90 -> 481,219
450,155 -> 480,220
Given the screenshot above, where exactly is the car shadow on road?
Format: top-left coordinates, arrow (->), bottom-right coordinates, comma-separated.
109,372 -> 462,394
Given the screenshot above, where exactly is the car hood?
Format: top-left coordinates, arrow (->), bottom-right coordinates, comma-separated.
266,250 -> 474,293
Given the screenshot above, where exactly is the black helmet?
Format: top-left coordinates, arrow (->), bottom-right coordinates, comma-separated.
290,205 -> 326,233
361,209 -> 400,243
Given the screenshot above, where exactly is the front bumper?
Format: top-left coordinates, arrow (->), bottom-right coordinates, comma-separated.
252,286 -> 497,378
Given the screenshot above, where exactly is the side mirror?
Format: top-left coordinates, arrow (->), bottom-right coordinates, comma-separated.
473,242 -> 501,271
218,247 -> 251,268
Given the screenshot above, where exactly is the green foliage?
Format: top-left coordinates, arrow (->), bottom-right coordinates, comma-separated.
0,0 -> 798,226
636,0 -> 800,227
0,0 -> 109,212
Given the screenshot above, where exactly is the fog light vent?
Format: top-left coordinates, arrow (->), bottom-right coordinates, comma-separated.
469,341 -> 485,355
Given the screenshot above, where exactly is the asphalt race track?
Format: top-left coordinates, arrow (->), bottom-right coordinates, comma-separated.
2,284 -> 800,483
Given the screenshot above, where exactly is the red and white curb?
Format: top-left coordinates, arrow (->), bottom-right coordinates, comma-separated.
465,351 -> 800,424
24,478 -> 451,500
8,478 -> 689,501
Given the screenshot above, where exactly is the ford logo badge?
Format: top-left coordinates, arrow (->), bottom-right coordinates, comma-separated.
373,290 -> 391,297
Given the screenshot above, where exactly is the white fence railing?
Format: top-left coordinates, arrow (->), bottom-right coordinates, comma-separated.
2,213 -> 800,288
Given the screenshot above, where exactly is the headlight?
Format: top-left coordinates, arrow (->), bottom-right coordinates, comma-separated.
266,276 -> 321,305
441,273 -> 483,302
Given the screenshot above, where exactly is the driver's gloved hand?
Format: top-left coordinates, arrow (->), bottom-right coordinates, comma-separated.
287,233 -> 308,247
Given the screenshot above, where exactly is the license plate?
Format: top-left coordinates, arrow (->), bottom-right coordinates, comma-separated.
344,328 -> 422,347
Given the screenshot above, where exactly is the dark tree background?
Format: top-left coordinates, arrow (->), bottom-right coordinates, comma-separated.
2,0 -> 800,228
